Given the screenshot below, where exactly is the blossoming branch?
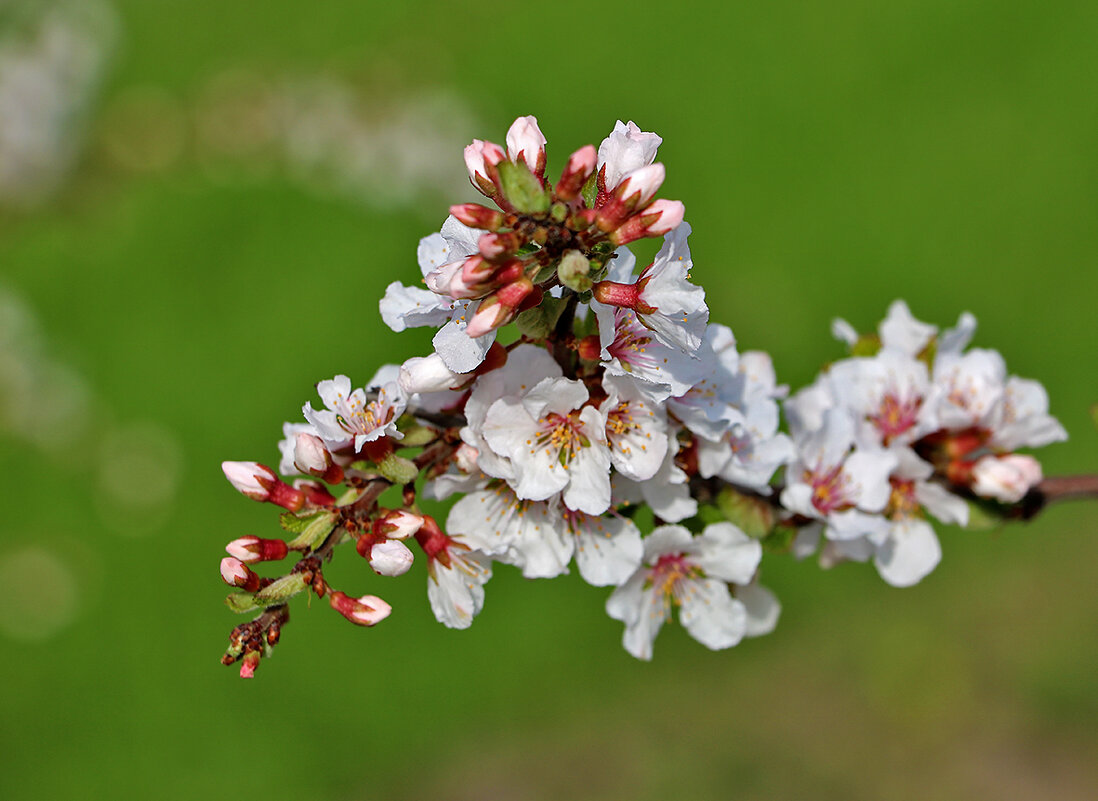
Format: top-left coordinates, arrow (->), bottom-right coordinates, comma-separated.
216,116 -> 1080,677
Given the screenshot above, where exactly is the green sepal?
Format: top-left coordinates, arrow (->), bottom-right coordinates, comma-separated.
516,295 -> 565,340
716,486 -> 776,539
377,453 -> 419,485
281,510 -> 338,550
225,592 -> 262,614
496,160 -> 550,214
580,172 -> 598,207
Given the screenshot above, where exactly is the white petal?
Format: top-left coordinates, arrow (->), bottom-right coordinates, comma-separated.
571,513 -> 644,587
679,579 -> 747,651
736,583 -> 781,637
874,519 -> 941,587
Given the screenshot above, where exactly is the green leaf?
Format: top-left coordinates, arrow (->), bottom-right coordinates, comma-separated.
398,424 -> 438,448
225,592 -> 262,614
716,487 -> 776,539
254,573 -> 309,605
496,160 -> 550,214
580,172 -> 598,208
377,453 -> 419,485
283,510 -> 338,550
515,295 -> 565,340
963,499 -> 1005,530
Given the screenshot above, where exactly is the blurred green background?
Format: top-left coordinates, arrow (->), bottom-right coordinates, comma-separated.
2,0 -> 1097,799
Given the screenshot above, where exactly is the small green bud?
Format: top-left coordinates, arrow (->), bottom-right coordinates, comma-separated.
558,249 -> 592,292
716,487 -> 776,539
377,452 -> 419,485
281,510 -> 338,550
225,592 -> 262,614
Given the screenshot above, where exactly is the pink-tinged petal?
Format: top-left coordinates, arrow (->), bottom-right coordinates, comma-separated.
874,519 -> 941,587
505,115 -> 546,174
379,281 -> 453,332
971,454 -> 1042,503
679,579 -> 747,651
597,120 -> 662,193
427,550 -> 491,629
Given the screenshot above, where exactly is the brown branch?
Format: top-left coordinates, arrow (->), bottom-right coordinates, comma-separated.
1014,474 -> 1098,520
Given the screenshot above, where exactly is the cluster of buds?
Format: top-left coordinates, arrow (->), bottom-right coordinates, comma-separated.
215,116 -> 1074,676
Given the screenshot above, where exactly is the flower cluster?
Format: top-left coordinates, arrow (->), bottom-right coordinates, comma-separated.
215,117 -> 1067,676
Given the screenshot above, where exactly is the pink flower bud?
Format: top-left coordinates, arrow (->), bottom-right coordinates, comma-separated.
608,199 -> 686,246
555,144 -> 597,201
465,278 -> 535,337
329,591 -> 392,627
368,539 -> 415,577
226,536 -> 289,564
220,557 -> 262,592
454,443 -> 479,474
464,139 -> 505,196
239,650 -> 260,679
375,509 -> 425,540
971,455 -> 1043,503
293,433 -> 332,475
399,354 -> 464,394
478,231 -> 523,261
615,163 -> 665,208
424,259 -> 465,295
221,461 -> 275,501
505,115 -> 547,176
449,203 -> 505,231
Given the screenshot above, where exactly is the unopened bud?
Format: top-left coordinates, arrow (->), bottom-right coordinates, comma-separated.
478,231 -> 523,261
375,508 -> 425,540
449,203 -> 506,230
608,199 -> 685,246
221,461 -> 276,501
464,139 -> 505,197
329,591 -> 392,627
368,539 -> 415,577
576,335 -> 602,361
424,259 -> 466,295
454,443 -> 479,473
616,163 -> 665,207
222,461 -> 305,511
555,144 -> 597,201
558,249 -> 592,292
505,115 -> 547,177
239,650 -> 261,679
220,557 -> 262,592
226,536 -> 289,564
971,455 -> 1043,503
399,353 -> 464,394
465,277 -> 535,337
293,433 -> 332,475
